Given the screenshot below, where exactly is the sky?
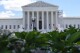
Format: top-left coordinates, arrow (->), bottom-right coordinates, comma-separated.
0,0 -> 80,18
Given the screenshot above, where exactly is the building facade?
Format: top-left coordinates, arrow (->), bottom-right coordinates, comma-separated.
0,18 -> 23,32
0,1 -> 79,32
22,1 -> 59,32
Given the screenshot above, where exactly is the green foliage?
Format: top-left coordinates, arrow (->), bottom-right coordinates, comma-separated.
0,35 -> 11,53
0,26 -> 80,53
45,26 -> 80,53
15,32 -> 28,39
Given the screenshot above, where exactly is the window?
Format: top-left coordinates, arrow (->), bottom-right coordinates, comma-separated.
78,24 -> 79,28
1,25 -> 3,29
17,25 -> 20,29
49,24 -> 51,29
5,25 -> 7,29
74,24 -> 76,27
9,25 -> 11,29
69,24 -> 71,27
66,24 -> 68,28
14,25 -> 16,29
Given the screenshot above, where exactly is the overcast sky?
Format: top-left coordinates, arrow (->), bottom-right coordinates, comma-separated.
0,0 -> 80,18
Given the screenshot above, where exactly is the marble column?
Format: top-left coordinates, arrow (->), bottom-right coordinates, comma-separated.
27,11 -> 30,31
42,11 -> 44,30
32,11 -> 34,30
23,11 -> 25,30
51,11 -> 54,30
47,11 -> 49,31
55,11 -> 58,28
37,11 -> 39,31
53,11 -> 58,30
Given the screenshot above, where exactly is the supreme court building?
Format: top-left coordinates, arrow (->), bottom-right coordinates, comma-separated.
22,1 -> 60,32
0,1 -> 80,32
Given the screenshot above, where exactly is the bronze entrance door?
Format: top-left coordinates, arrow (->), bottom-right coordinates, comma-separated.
39,21 -> 42,29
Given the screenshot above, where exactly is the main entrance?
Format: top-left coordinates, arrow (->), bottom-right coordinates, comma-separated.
39,21 -> 42,29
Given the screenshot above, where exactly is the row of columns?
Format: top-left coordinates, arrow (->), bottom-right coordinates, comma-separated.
23,11 -> 58,31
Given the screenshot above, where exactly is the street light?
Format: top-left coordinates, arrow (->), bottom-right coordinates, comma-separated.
32,17 -> 36,31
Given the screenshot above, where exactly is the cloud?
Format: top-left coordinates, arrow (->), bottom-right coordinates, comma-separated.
0,11 -> 15,18
0,0 -> 35,11
0,0 -> 37,18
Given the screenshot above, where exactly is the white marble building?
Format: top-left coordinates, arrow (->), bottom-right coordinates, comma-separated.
0,1 -> 80,32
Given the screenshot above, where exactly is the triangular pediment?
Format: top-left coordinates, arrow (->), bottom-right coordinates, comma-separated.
22,1 -> 58,7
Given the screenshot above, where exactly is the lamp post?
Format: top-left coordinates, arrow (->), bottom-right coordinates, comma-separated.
32,17 -> 36,31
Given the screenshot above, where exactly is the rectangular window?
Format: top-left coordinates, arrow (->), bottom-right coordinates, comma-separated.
9,25 -> 11,29
74,24 -> 76,27
1,25 -> 3,29
14,25 -> 16,29
78,24 -> 79,28
5,25 -> 7,29
17,25 -> 20,29
66,24 -> 68,28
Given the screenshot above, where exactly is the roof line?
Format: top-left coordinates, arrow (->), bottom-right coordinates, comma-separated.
22,1 -> 58,7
